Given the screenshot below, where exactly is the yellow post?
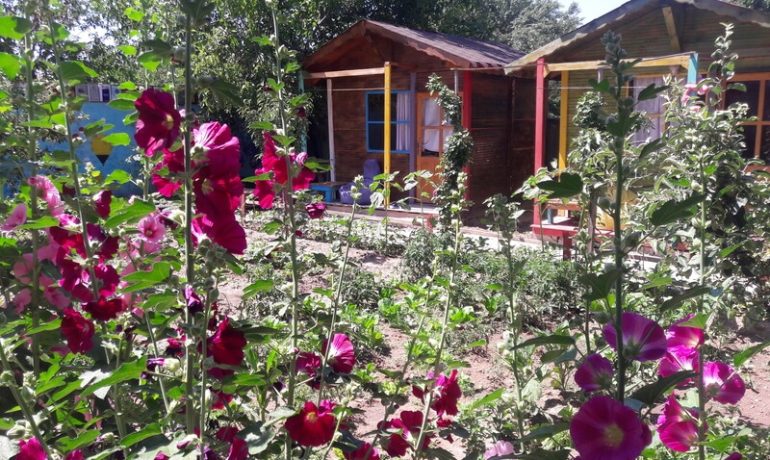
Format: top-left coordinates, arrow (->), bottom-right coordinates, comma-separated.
383,61 -> 391,208
558,71 -> 569,171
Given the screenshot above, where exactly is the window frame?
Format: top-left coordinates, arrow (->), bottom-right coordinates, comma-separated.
725,72 -> 770,160
365,90 -> 411,154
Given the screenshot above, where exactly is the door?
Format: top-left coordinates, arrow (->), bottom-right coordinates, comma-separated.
415,93 -> 454,201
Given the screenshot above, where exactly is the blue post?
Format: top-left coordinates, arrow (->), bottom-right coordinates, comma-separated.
298,72 -> 307,152
687,53 -> 699,84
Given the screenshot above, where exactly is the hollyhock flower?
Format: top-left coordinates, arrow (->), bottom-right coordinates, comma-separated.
184,286 -> 204,315
306,202 -> 326,219
61,308 -> 95,353
323,333 -> 356,373
29,176 -> 64,217
83,297 -> 125,321
194,122 -> 242,179
603,312 -> 666,362
138,213 -> 165,244
212,391 -> 233,410
44,286 -> 71,309
575,354 -> 614,393
165,337 -> 184,357
384,410 -> 431,457
432,369 -> 461,417
65,450 -> 85,460
666,315 -> 704,349
484,440 -> 514,459
17,437 -> 46,460
209,319 -> 247,368
284,400 -> 337,447
227,437 -> 248,460
192,214 -> 247,255
570,396 -> 650,460
2,203 -> 27,232
297,351 -> 322,376
252,132 -> 315,209
658,346 -> 699,386
344,443 -> 380,460
154,454 -> 170,460
135,88 -> 181,156
726,453 -> 743,460
703,361 -> 746,404
93,190 -> 112,218
152,148 -> 185,197
13,288 -> 31,313
657,396 -> 700,452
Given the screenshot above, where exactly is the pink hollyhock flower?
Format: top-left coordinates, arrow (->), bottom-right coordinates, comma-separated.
284,400 -> 337,447
252,132 -> 315,209
152,148 -> 185,197
44,286 -> 71,309
323,333 -> 356,373
666,315 -> 704,349
17,437 -> 46,460
344,443 -> 380,460
29,176 -> 64,217
703,361 -> 746,404
83,297 -> 125,321
657,395 -> 700,452
93,190 -> 112,218
658,346 -> 699,385
134,88 -> 181,156
570,395 -> 651,460
297,351 -> 322,376
726,453 -> 742,460
192,214 -> 247,255
603,312 -> 667,362
432,369 -> 462,417
154,454 -> 169,460
212,391 -> 233,410
306,202 -> 326,219
65,450 -> 85,460
227,436 -> 248,460
12,253 -> 34,283
13,288 -> 31,313
61,307 -> 95,353
137,213 -> 165,244
484,440 -> 514,459
209,319 -> 247,367
2,203 -> 27,232
575,353 -> 614,393
195,122 -> 242,179
384,410 -> 431,457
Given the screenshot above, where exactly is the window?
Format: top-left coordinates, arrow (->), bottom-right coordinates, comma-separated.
420,97 -> 453,157
631,76 -> 665,144
366,91 -> 410,153
725,74 -> 770,161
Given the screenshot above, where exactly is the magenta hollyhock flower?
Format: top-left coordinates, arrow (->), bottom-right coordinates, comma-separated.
297,351 -> 322,376
152,148 -> 185,197
2,203 -> 27,232
17,437 -> 46,460
13,288 -> 31,313
344,443 -> 380,460
194,122 -> 242,179
603,312 -> 667,362
61,307 -> 95,353
484,440 -> 514,459
666,315 -> 704,349
252,132 -> 315,209
284,400 -> 337,447
323,333 -> 356,373
657,395 -> 700,452
575,353 -> 614,393
65,450 -> 85,460
703,361 -> 746,404
209,319 -> 247,367
725,453 -> 742,460
29,176 -> 64,218
306,202 -> 326,219
432,369 -> 462,417
137,213 -> 165,244
570,395 -> 651,460
658,346 -> 699,385
93,190 -> 112,218
134,88 -> 181,156
83,297 -> 125,321
227,436 -> 248,460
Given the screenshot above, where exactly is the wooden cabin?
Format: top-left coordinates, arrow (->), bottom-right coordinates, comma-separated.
505,0 -> 770,231
302,20 -> 532,215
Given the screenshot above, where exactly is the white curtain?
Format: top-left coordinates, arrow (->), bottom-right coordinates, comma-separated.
423,99 -> 441,152
396,93 -> 410,152
632,76 -> 665,144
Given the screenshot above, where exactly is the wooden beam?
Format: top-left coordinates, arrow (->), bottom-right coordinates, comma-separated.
542,53 -> 693,76
462,70 -> 473,201
384,61 -> 392,208
304,67 -> 385,79
533,57 -> 546,227
326,79 -> 336,182
662,6 -> 681,52
558,71 -> 569,171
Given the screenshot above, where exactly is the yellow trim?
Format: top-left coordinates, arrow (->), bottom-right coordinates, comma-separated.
383,61 -> 392,207
558,71 -> 569,170
542,53 -> 692,77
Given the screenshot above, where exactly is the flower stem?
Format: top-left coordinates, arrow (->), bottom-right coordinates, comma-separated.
144,314 -> 171,415
199,290 -> 214,460
611,67 -> 626,403
697,155 -> 707,460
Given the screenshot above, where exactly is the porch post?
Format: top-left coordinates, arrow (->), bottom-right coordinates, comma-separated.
533,57 -> 547,226
384,61 -> 392,208
409,72 -> 417,199
462,70 -> 473,201
558,71 -> 569,170
326,79 -> 336,181
298,72 -> 307,152
687,52 -> 699,84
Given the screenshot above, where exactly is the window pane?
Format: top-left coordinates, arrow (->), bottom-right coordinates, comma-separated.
367,93 -> 399,122
761,126 -> 770,162
422,128 -> 441,156
368,123 -> 397,151
742,125 -> 757,159
726,80 -> 760,118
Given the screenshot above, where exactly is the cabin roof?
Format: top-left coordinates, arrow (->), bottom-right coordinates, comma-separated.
304,19 -> 523,71
506,0 -> 770,73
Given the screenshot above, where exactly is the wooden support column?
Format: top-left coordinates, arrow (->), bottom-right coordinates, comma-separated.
409,72 -> 417,199
384,61 -> 392,208
558,71 -> 569,171
326,79 -> 336,181
298,72 -> 307,152
533,57 -> 547,226
462,70 -> 473,201
687,52 -> 699,84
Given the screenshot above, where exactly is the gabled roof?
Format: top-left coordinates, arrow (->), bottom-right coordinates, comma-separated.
506,0 -> 770,73
304,19 -> 523,70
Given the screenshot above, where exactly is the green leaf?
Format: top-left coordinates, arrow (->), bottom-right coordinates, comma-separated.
19,216 -> 59,229
105,200 -> 155,228
117,44 -> 137,56
27,319 -> 61,335
514,334 -> 575,349
630,371 -> 696,405
242,280 -> 274,300
0,52 -> 21,79
589,78 -> 611,94
639,138 -> 663,159
102,132 -> 130,146
138,51 -> 163,72
465,388 -> 504,411
108,98 -> 135,111
637,82 -> 668,101
118,81 -> 137,90
121,422 -> 162,447
59,61 -> 98,83
80,357 -> 147,398
142,39 -> 173,57
0,16 -> 32,40
660,286 -> 711,312
734,341 -> 770,367
57,429 -> 99,452
582,269 -> 619,302
719,241 -> 745,258
122,262 -> 171,292
104,169 -> 132,185
199,77 -> 241,103
124,7 -> 145,22
520,449 -> 570,460
520,423 -> 569,442
537,173 -> 583,199
650,193 -> 705,226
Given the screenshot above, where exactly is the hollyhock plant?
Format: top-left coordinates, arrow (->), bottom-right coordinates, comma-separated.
252,131 -> 315,209
61,307 -> 95,353
657,396 -> 700,452
658,346 -> 699,385
575,353 -> 614,393
137,213 -> 165,245
666,315 -> 704,349
284,400 -> 337,447
134,88 -> 181,155
603,312 -> 667,362
297,351 -> 322,377
726,453 -> 743,460
28,175 -> 64,218
93,190 -> 112,218
65,450 -> 85,460
484,440 -> 514,459
17,437 -> 46,460
432,369 -> 462,417
209,319 -> 247,368
1,203 -> 27,232
344,442 -> 381,460
306,202 -> 326,219
570,396 -> 651,460
383,410 -> 431,457
703,361 -> 746,404
83,297 -> 125,321
324,333 -> 356,373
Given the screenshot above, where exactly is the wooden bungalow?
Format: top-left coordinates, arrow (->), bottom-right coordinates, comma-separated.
302,20 -> 531,214
505,0 -> 770,234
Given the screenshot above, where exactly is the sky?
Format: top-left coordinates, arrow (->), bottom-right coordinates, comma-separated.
560,0 -> 628,24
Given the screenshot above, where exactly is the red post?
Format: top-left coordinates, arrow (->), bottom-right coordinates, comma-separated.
462,71 -> 473,201
533,57 -> 546,226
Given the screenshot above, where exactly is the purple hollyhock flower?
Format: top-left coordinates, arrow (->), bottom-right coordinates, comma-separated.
657,395 -> 700,452
666,315 -> 704,349
306,202 -> 326,219
574,353 -> 614,393
725,453 -> 743,460
570,395 -> 651,460
703,361 -> 746,404
658,346 -> 699,386
603,312 -> 666,362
